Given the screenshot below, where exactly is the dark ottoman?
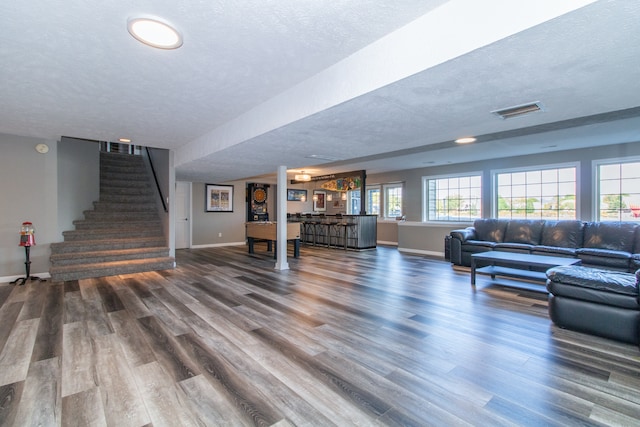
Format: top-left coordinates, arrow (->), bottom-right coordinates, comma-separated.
546,266 -> 640,345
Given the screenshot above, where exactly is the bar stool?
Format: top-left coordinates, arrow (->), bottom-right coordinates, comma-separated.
344,216 -> 358,250
328,214 -> 342,248
303,214 -> 315,245
315,214 -> 329,246
295,213 -> 305,243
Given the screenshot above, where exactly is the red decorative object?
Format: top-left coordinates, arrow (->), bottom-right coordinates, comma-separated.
19,221 -> 36,247
11,221 -> 44,286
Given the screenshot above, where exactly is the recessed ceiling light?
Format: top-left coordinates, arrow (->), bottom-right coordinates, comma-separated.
118,138 -> 131,143
128,17 -> 182,49
306,154 -> 341,161
455,137 -> 476,144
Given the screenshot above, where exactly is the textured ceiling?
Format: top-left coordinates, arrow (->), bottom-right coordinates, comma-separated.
2,0 -> 639,183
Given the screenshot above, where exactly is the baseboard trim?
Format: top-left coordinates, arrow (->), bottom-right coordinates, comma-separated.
190,242 -> 246,249
377,240 -> 398,246
398,248 -> 445,258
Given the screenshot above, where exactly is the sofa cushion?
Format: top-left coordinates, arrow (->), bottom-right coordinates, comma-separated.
504,220 -> 544,245
576,247 -> 632,271
473,219 -> 508,243
546,265 -> 639,309
450,227 -> 476,242
494,243 -> 533,253
461,240 -> 497,250
539,220 -> 584,248
547,265 -> 638,295
634,227 -> 640,254
583,222 -> 637,252
532,245 -> 577,257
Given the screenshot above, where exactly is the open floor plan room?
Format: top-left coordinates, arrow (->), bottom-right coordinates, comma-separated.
1,246 -> 639,426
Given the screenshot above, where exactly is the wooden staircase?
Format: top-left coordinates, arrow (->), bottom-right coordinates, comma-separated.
49,152 -> 174,282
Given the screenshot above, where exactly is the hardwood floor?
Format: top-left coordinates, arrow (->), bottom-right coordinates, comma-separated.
1,244 -> 639,426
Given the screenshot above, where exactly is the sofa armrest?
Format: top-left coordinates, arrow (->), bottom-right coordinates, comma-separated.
449,227 -> 475,266
450,227 -> 476,243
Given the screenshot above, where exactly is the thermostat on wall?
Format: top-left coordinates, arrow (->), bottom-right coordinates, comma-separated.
35,143 -> 49,154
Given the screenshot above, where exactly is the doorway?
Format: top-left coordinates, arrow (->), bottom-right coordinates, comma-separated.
175,181 -> 191,249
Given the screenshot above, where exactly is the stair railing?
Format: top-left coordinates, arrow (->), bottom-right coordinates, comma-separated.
145,147 -> 168,213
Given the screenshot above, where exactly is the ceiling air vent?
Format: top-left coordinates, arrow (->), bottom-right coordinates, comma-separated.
491,101 -> 543,119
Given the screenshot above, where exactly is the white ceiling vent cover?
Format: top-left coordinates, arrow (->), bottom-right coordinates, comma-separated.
492,102 -> 544,119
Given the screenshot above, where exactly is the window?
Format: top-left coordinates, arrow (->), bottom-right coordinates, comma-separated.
384,184 -> 403,218
495,165 -> 577,219
346,190 -> 361,215
597,160 -> 640,222
425,174 -> 482,221
366,186 -> 380,215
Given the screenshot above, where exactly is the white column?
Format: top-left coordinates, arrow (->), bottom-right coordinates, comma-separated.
274,165 -> 289,270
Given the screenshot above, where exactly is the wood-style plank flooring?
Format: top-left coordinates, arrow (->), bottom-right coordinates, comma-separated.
1,244 -> 640,426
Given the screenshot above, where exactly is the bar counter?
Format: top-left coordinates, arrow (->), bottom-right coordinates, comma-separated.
289,214 -> 377,250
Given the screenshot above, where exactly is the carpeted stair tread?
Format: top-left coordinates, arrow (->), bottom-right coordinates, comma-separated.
72,219 -> 162,229
51,237 -> 167,253
98,186 -> 154,196
101,174 -> 151,183
62,228 -> 163,241
82,210 -> 159,220
100,152 -> 146,163
50,257 -> 175,282
99,194 -> 156,203
92,201 -> 158,212
50,247 -> 169,266
100,179 -> 152,188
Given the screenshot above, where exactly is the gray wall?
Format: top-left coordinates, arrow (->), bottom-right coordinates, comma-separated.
377,222 -> 398,245
367,140 -> 640,256
191,181 -> 248,246
0,134 -> 59,279
58,137 -> 100,234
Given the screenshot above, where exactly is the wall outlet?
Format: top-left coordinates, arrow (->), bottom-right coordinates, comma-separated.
218,232 -> 222,237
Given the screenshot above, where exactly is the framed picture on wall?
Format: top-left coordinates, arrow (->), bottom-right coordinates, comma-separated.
205,184 -> 234,212
313,191 -> 326,212
287,189 -> 307,201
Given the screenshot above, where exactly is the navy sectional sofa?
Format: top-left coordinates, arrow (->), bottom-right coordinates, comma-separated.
450,219 -> 640,272
450,219 -> 640,346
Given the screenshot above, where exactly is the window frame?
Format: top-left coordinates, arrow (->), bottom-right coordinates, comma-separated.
593,156 -> 640,222
365,185 -> 381,216
383,183 -> 403,219
491,162 -> 580,220
422,171 -> 483,223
